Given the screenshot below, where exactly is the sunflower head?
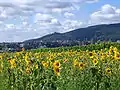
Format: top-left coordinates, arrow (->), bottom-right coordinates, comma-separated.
89,52 -> 93,56
25,67 -> 32,74
63,58 -> 68,62
53,61 -> 60,67
74,60 -> 79,67
0,62 -> 3,73
0,56 -> 2,60
92,59 -> 98,65
41,61 -> 49,68
53,67 -> 60,76
35,64 -> 38,69
105,68 -> 111,74
9,59 -> 16,68
79,62 -> 85,69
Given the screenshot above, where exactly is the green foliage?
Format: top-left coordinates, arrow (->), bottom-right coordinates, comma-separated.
29,42 -> 120,52
1,42 -> 120,90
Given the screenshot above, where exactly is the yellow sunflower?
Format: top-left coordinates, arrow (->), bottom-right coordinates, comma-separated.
35,64 -> 38,69
53,61 -> 60,68
92,59 -> 98,65
25,67 -> 32,74
41,61 -> 49,68
73,60 -> 79,67
53,67 -> 60,76
79,62 -> 85,70
105,68 -> 111,74
9,59 -> 16,68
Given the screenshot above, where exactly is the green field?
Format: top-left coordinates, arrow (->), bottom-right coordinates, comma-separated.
1,42 -> 120,90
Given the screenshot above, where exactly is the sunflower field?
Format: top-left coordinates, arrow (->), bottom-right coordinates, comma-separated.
1,44 -> 120,90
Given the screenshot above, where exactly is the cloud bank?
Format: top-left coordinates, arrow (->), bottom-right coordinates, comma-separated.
0,1 -> 120,42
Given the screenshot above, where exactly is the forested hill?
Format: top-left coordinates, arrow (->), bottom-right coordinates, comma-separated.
24,23 -> 120,43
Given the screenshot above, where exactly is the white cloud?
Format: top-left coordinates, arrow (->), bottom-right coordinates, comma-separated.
51,19 -> 61,26
86,0 -> 98,3
64,12 -> 74,18
34,13 -> 62,33
34,13 -> 54,23
0,0 -> 98,42
62,20 -> 85,32
0,0 -> 99,14
0,7 -> 8,21
90,4 -> 120,25
6,24 -> 15,29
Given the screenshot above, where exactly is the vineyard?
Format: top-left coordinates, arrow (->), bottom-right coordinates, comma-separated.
1,42 -> 120,90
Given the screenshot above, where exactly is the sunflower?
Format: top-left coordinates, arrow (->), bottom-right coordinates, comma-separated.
114,52 -> 120,60
108,48 -> 114,55
0,56 -> 2,60
89,52 -> 93,56
63,58 -> 68,62
35,64 -> 38,69
79,62 -> 85,70
25,67 -> 32,74
41,61 -> 49,68
53,67 -> 60,76
0,62 -> 3,73
9,59 -> 16,68
73,60 -> 79,67
53,61 -> 60,67
92,59 -> 98,65
105,68 -> 111,74
89,52 -> 94,59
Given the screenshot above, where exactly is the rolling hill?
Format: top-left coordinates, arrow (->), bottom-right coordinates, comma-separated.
24,23 -> 120,43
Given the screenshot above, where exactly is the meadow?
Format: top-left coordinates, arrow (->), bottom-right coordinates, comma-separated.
0,42 -> 120,90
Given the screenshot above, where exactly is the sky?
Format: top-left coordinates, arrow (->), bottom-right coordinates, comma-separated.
0,0 -> 120,42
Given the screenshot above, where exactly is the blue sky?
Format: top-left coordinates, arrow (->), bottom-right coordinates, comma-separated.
0,0 -> 120,42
